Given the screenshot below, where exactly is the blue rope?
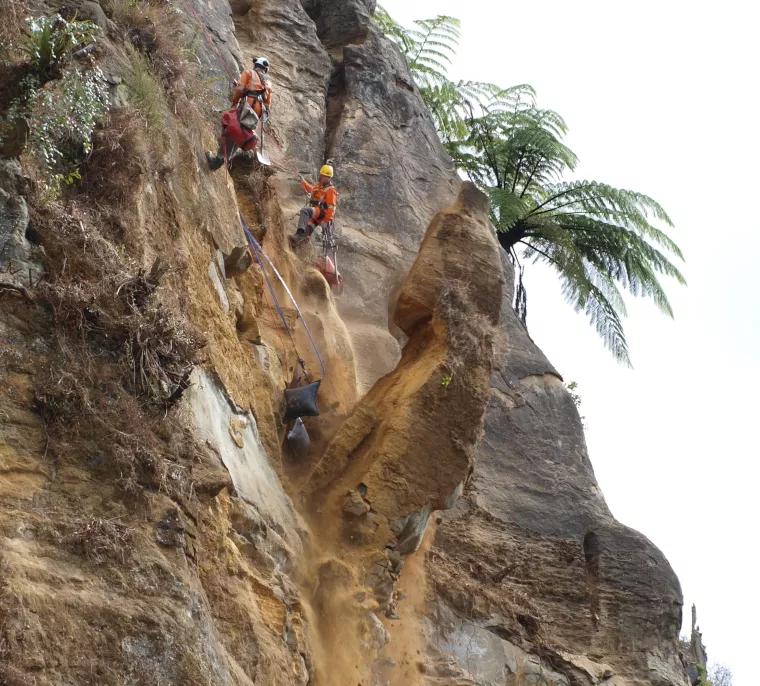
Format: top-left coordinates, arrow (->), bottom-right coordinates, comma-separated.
241,218 -> 326,378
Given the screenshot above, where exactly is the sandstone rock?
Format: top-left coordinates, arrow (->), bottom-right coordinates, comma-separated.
343,488 -> 371,517
0,0 -> 692,683
393,505 -> 431,556
0,160 -> 40,287
207,258 -> 230,311
360,611 -> 389,652
301,0 -> 375,49
424,252 -> 689,686
186,369 -> 304,555
62,0 -> 114,32
191,459 -> 234,496
223,245 -> 253,276
323,25 -> 462,390
155,508 -> 186,548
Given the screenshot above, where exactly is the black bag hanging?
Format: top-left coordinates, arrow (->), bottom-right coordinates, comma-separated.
286,417 -> 311,456
283,380 -> 321,422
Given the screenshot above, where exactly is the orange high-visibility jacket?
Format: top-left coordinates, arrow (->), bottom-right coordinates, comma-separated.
232,69 -> 272,117
301,179 -> 338,225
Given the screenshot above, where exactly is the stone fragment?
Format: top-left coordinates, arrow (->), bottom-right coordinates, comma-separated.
229,416 -> 247,449
342,489 -> 371,517
155,508 -> 185,548
394,505 -> 431,556
360,611 -> 389,652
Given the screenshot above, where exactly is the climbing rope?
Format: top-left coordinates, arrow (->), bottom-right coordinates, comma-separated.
244,223 -> 304,371
181,3 -> 329,380
241,217 -> 326,378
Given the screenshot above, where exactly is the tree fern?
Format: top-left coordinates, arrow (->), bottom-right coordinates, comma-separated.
374,7 -> 685,365
473,108 -> 686,364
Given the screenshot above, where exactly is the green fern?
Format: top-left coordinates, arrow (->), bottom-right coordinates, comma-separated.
375,7 -> 685,365
375,8 -> 471,139
24,15 -> 98,79
460,101 -> 685,364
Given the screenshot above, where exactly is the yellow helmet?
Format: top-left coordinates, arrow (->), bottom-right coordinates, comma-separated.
319,163 -> 334,178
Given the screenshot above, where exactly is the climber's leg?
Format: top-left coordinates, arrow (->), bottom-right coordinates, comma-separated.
298,207 -> 315,232
206,138 -> 225,171
289,208 -> 316,249
206,133 -> 236,171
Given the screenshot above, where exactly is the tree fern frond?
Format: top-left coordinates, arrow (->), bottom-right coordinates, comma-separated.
374,5 -> 684,364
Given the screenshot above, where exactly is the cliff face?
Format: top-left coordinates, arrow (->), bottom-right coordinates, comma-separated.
0,0 -> 687,685
422,254 -> 686,686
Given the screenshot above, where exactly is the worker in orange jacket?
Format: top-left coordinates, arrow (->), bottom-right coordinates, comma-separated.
289,163 -> 339,247
207,56 -> 272,170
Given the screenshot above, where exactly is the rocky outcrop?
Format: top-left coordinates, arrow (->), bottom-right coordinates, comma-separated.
301,182 -> 502,685
0,160 -> 40,289
242,0 -> 459,392
327,25 -> 460,391
307,183 -> 501,509
301,0 -> 376,49
0,0 -> 689,684
681,606 -> 709,685
420,253 -> 688,686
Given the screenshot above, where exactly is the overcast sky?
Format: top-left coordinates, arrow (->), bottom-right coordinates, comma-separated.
382,1 -> 759,682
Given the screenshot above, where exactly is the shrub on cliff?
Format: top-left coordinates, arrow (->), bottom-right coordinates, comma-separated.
0,15 -> 108,194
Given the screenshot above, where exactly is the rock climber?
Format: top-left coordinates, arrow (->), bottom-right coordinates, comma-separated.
289,162 -> 338,248
206,56 -> 272,171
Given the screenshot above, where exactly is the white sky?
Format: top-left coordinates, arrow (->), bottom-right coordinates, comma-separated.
382,1 -> 759,682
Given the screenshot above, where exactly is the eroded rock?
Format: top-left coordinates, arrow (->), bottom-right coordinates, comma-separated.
424,252 -> 689,686
301,0 -> 375,49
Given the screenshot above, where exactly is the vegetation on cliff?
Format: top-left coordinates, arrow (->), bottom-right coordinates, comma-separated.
377,7 -> 685,364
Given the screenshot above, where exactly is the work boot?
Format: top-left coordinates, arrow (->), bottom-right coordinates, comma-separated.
297,207 -> 314,233
206,151 -> 225,171
288,228 -> 308,250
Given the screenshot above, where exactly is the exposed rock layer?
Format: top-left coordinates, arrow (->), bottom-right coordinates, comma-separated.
0,0 -> 688,685
424,255 -> 686,686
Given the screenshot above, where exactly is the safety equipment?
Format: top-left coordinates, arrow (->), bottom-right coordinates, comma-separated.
315,222 -> 343,294
254,57 -> 270,72
315,255 -> 340,288
243,220 -> 326,377
238,102 -> 259,131
232,69 -> 272,118
319,163 -> 334,178
222,108 -> 258,150
206,108 -> 258,171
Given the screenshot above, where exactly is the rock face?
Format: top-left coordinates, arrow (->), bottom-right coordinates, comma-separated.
0,0 -> 689,684
0,160 -> 40,287
327,26 -> 460,391
245,0 -> 459,392
307,183 -> 501,517
301,0 -> 377,49
302,182 -> 502,685
421,253 -> 687,686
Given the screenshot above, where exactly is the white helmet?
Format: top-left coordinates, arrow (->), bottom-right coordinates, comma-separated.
254,56 -> 270,72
